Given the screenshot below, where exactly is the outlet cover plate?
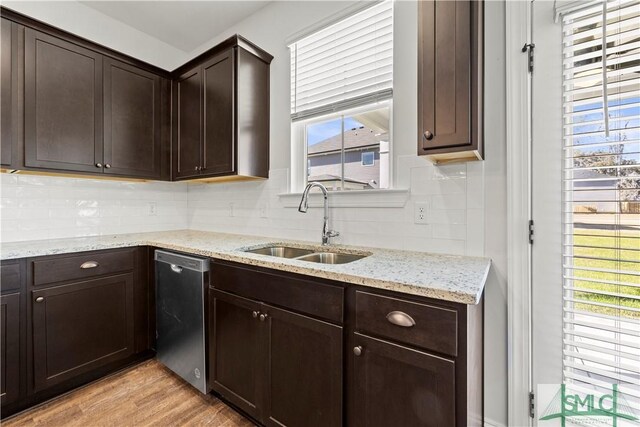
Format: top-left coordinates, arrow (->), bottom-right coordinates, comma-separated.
414,202 -> 428,224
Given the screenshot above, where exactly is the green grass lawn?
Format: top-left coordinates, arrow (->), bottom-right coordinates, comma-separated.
570,228 -> 640,319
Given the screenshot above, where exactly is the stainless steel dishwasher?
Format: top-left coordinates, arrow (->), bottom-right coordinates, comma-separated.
155,250 -> 209,394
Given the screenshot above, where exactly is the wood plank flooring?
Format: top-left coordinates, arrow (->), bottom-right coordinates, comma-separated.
4,360 -> 255,427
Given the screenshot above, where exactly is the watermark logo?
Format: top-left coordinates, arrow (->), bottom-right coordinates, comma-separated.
538,384 -> 639,427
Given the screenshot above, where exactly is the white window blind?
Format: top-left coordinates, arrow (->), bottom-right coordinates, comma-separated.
289,0 -> 393,121
561,0 -> 640,404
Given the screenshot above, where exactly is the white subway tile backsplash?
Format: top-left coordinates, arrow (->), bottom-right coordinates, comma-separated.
1,159 -> 485,258
1,174 -> 187,242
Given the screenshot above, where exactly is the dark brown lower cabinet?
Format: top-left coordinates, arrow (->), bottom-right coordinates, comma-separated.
31,273 -> 135,392
210,288 -> 343,427
1,293 -> 21,406
210,289 -> 262,419
264,303 -> 342,427
350,333 -> 455,427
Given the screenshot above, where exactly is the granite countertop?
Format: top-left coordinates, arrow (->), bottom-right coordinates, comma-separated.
0,230 -> 491,305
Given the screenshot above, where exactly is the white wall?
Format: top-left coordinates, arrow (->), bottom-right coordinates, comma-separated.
1,1 -> 187,69
482,1 -> 508,425
0,174 -> 187,242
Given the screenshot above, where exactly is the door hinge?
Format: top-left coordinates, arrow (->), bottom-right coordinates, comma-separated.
522,43 -> 535,73
529,391 -> 535,418
528,220 -> 534,244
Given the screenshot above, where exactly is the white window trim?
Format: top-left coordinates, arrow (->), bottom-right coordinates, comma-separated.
506,1 -> 533,426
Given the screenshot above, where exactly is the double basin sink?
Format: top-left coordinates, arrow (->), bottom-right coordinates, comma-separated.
245,245 -> 369,265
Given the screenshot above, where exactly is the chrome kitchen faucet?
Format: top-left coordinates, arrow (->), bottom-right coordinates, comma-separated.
298,182 -> 340,245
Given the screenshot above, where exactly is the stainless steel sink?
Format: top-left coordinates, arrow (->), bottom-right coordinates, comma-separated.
295,252 -> 367,265
245,245 -> 370,264
245,246 -> 314,258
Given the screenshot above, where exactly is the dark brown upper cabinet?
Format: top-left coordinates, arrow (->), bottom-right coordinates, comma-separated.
173,36 -> 272,182
175,67 -> 203,180
3,7 -> 171,180
24,28 -> 104,173
1,18 -> 15,167
103,58 -> 163,179
418,0 -> 483,164
202,50 -> 234,176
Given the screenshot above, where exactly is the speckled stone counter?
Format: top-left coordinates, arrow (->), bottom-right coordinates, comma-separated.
1,230 -> 491,304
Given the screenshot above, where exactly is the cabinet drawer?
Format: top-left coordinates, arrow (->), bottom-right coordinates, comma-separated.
212,261 -> 343,324
355,291 -> 457,357
1,261 -> 21,293
32,249 -> 135,287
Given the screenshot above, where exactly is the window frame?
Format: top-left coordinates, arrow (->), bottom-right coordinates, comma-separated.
289,0 -> 394,194
292,99 -> 393,193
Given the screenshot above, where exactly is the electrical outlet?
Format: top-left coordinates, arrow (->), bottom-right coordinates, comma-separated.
414,202 -> 428,224
148,202 -> 157,216
229,202 -> 235,217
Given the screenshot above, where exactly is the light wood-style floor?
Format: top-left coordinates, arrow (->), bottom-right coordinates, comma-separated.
4,360 -> 254,427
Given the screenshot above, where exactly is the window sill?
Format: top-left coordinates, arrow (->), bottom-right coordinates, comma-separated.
278,188 -> 410,208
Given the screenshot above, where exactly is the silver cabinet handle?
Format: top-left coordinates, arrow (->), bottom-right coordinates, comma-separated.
353,346 -> 363,356
80,261 -> 99,269
424,130 -> 434,141
252,311 -> 259,318
259,313 -> 268,322
105,163 -> 111,169
170,264 -> 183,274
35,296 -> 44,303
95,163 -> 103,168
386,311 -> 416,327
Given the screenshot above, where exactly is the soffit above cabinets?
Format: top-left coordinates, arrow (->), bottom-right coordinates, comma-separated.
1,1 -> 271,70
79,1 -> 271,52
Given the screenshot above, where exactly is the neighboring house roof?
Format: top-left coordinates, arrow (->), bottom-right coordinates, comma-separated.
308,126 -> 388,155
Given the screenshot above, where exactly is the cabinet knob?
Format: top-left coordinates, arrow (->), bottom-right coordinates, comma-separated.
105,163 -> 111,169
35,296 -> 44,303
424,130 -> 434,141
95,162 -> 103,168
353,346 -> 363,356
259,313 -> 268,322
252,311 -> 259,318
194,166 -> 200,171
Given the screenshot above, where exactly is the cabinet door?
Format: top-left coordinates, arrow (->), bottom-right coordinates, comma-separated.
210,289 -> 263,420
202,49 -> 234,176
31,274 -> 134,392
263,304 -> 343,427
418,0 -> 478,152
1,293 -> 20,406
1,18 -> 13,167
350,333 -> 456,427
103,58 -> 162,179
24,29 -> 103,173
174,67 -> 202,179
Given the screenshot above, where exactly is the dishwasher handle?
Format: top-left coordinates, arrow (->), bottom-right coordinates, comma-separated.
170,264 -> 183,274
